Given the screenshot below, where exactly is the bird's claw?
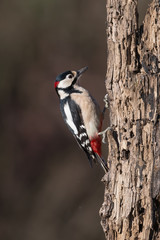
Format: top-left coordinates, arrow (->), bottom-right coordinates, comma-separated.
98,127 -> 112,143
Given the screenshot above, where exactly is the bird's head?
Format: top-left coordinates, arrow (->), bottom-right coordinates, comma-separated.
54,66 -> 88,91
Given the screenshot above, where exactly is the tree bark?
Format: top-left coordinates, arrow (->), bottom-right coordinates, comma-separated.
100,0 -> 160,239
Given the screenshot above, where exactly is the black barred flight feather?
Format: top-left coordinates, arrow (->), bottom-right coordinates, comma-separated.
60,97 -> 96,166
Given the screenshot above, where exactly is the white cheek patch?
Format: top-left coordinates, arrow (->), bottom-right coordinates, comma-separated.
58,79 -> 73,89
64,102 -> 78,135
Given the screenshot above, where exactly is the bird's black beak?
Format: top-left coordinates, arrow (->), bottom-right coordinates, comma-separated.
77,66 -> 88,78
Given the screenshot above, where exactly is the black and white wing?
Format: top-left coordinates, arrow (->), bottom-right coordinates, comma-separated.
60,98 -> 96,166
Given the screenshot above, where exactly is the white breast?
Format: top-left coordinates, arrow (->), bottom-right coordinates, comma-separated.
71,85 -> 101,139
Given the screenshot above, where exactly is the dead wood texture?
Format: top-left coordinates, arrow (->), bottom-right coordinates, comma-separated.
100,0 -> 160,239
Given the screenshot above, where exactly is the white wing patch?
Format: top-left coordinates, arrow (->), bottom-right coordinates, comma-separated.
64,102 -> 78,135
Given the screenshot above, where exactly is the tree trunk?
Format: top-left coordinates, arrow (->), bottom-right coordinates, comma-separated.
100,0 -> 160,239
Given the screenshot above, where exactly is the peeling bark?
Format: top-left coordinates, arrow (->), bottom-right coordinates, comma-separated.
100,0 -> 160,239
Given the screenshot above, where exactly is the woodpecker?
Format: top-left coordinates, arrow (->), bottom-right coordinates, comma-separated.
54,67 -> 108,173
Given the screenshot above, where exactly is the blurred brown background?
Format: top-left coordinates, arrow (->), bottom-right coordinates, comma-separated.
0,0 -> 151,240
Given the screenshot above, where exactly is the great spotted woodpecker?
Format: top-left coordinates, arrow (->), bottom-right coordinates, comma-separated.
54,67 -> 108,173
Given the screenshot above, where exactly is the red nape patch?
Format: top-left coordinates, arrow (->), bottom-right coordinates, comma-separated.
90,136 -> 102,156
54,81 -> 59,88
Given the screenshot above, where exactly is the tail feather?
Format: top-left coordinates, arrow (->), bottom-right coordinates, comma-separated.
90,136 -> 108,173
85,150 -> 96,168
95,153 -> 108,173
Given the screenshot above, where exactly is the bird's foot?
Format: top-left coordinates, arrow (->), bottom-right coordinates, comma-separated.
98,127 -> 112,144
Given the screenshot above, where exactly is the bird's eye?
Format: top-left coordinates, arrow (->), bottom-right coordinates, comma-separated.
68,74 -> 73,79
